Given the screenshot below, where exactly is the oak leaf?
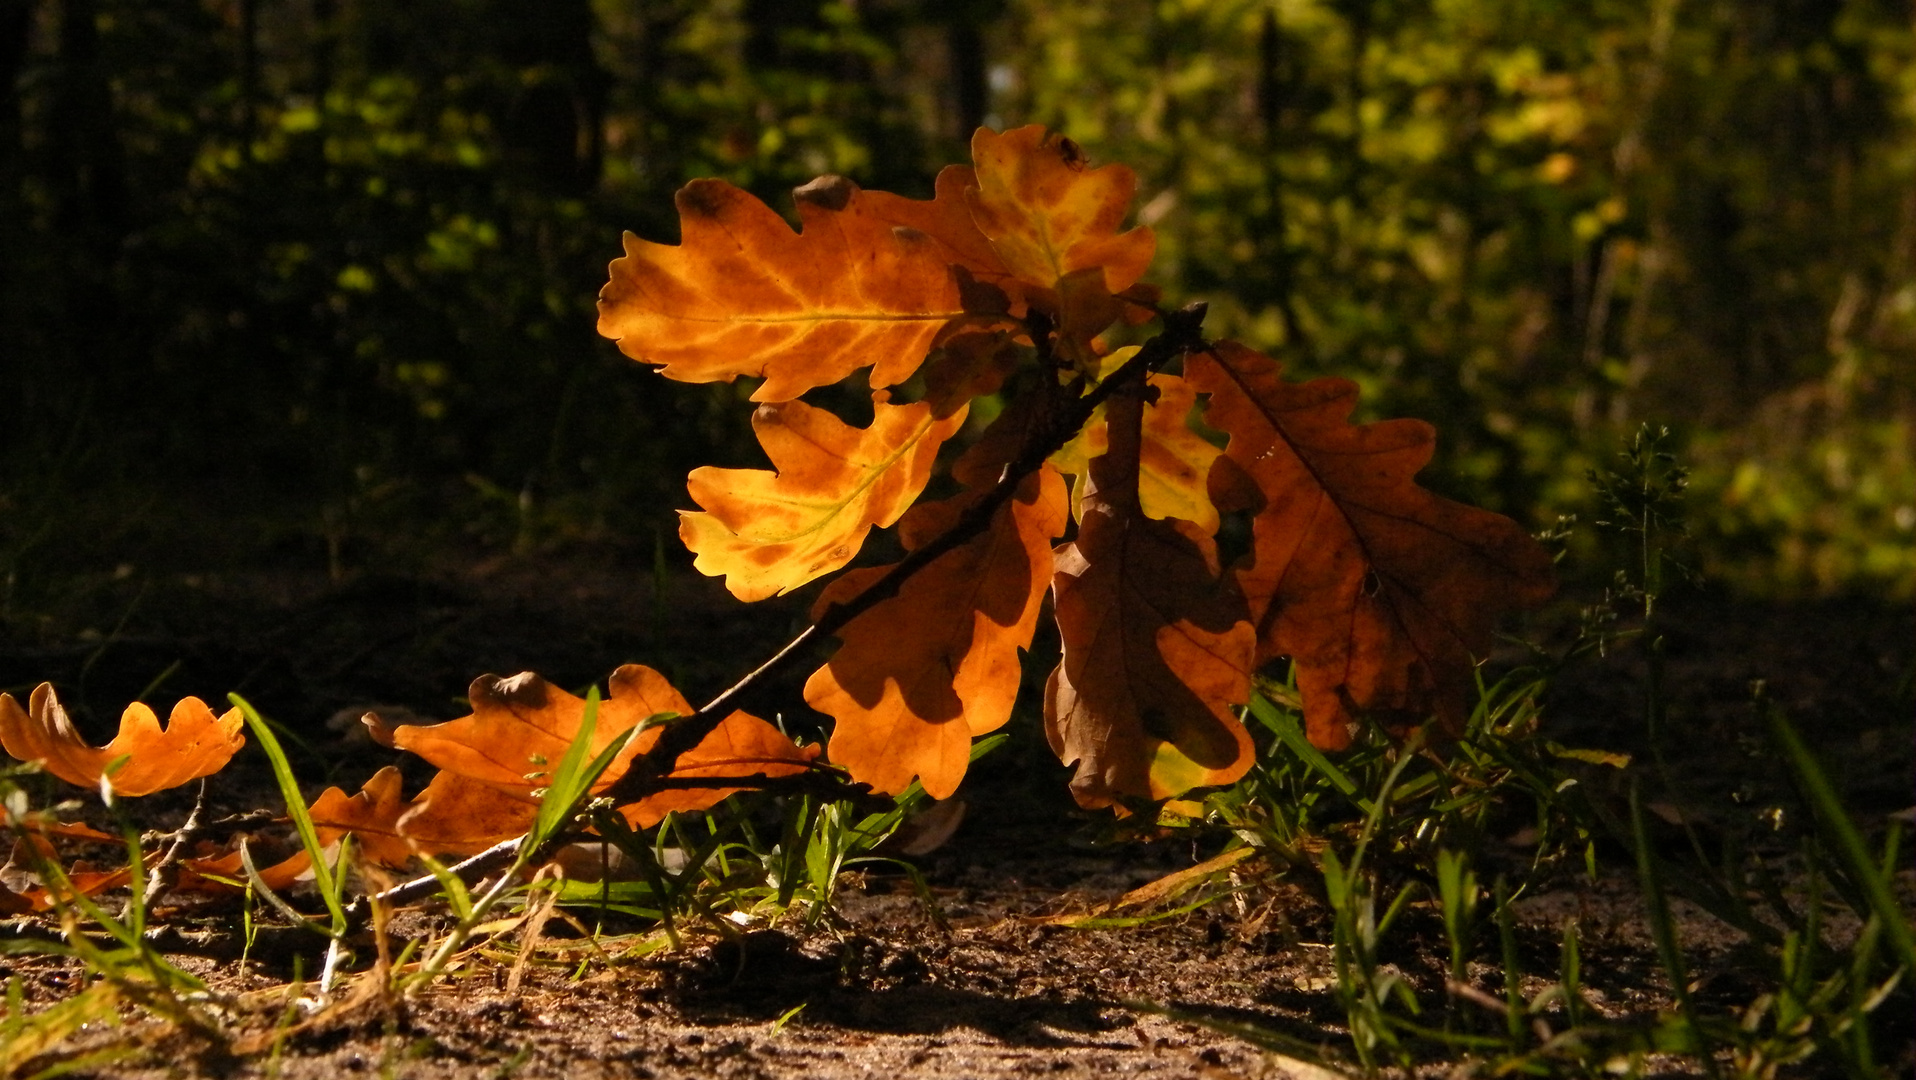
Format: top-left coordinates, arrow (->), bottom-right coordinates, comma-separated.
965,126 -> 1156,295
680,398 -> 967,601
182,767 -> 416,891
860,165 -> 1024,307
1049,368 -> 1223,535
597,175 -> 968,402
1185,341 -> 1557,749
804,465 -> 1068,799
394,770 -> 536,855
0,684 -> 243,797
368,666 -> 820,830
1044,382 -> 1256,808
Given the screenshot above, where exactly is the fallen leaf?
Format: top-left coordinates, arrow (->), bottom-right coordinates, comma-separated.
395,770 -> 536,855
1045,380 -> 1256,808
181,767 -> 417,891
373,666 -> 820,834
1186,341 -> 1556,748
965,126 -> 1156,294
804,466 -> 1068,799
680,397 -> 967,601
0,684 -> 244,797
597,175 -> 968,402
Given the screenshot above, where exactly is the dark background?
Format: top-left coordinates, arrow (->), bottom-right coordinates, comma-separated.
1,0 -> 1911,735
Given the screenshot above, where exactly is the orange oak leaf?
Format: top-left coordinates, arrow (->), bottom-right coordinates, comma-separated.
861,164 -> 1024,306
1049,369 -> 1223,535
369,667 -> 820,827
0,684 -> 244,797
0,805 -> 119,844
965,126 -> 1156,295
366,666 -> 694,794
182,767 -> 416,891
1044,382 -> 1256,808
680,397 -> 967,602
597,175 -> 968,403
1185,341 -> 1557,749
395,770 -> 536,856
804,466 -> 1069,800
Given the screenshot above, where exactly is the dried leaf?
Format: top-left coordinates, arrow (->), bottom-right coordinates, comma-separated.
804,466 -> 1068,799
965,126 -> 1155,294
395,770 -> 537,855
368,666 -> 692,794
1044,382 -> 1256,808
0,684 -> 243,797
181,767 -> 417,891
597,175 -> 968,402
373,666 -> 820,836
680,398 -> 967,601
1186,341 -> 1556,749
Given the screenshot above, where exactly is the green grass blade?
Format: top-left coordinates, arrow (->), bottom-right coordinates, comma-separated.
230,693 -> 345,931
1767,705 -> 1916,975
1249,694 -> 1364,806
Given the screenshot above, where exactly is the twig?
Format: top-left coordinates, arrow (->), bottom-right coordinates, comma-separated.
131,778 -> 208,920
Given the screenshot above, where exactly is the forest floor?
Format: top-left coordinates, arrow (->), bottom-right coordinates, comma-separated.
1,538 -> 1911,1078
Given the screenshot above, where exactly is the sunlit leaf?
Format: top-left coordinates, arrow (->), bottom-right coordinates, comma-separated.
965,126 -> 1156,294
0,684 -> 243,797
369,666 -> 819,834
805,466 -> 1068,799
597,175 -> 969,402
680,398 -> 967,601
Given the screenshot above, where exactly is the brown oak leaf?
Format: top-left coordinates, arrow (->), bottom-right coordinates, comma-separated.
0,684 -> 243,797
1185,341 -> 1557,749
1044,380 -> 1256,808
804,466 -> 1069,800
597,175 -> 968,403
680,397 -> 967,602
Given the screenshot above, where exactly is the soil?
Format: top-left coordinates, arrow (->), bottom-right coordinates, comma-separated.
1,543 -> 1911,1078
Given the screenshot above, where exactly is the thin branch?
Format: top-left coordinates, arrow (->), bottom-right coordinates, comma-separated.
603,302 -> 1210,807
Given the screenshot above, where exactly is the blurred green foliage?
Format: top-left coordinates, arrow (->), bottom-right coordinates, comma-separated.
1,0 -> 1909,604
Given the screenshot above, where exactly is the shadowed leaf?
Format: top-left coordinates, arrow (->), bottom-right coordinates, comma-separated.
1045,382 -> 1255,808
680,398 -> 967,601
805,466 -> 1069,799
0,684 -> 244,798
1186,341 -> 1557,749
1050,370 -> 1223,534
